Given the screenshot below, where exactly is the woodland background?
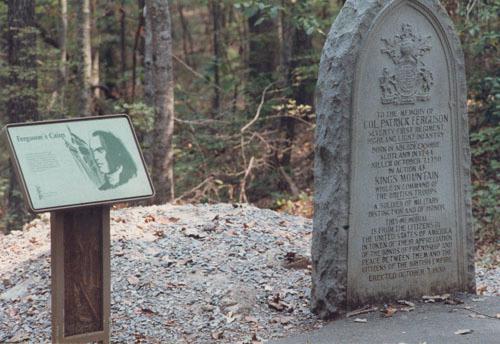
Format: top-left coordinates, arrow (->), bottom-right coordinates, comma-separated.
0,0 -> 498,253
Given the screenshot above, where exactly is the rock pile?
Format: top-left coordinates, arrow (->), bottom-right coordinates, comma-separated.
0,204 -> 319,343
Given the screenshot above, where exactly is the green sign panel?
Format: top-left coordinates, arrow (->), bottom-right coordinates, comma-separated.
4,115 -> 154,212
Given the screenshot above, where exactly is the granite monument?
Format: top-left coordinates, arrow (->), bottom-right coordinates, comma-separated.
312,0 -> 475,319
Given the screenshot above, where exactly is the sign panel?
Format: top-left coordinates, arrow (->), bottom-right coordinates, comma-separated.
4,115 -> 154,212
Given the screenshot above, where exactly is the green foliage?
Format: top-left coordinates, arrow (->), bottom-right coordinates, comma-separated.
470,126 -> 500,155
456,1 -> 500,125
470,124 -> 499,244
234,1 -> 282,20
114,102 -> 155,134
474,182 -> 499,222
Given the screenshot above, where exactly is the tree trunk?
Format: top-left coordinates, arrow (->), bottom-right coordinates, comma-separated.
177,0 -> 194,67
277,3 -> 295,168
246,8 -> 278,121
120,0 -> 127,97
4,0 -> 39,233
76,0 -> 93,116
91,0 -> 100,101
144,0 -> 175,203
59,0 -> 68,112
210,0 -> 222,116
247,12 -> 277,85
275,3 -> 314,188
292,28 -> 314,107
132,0 -> 145,101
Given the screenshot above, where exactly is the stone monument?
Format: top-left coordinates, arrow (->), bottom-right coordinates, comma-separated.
312,0 -> 475,319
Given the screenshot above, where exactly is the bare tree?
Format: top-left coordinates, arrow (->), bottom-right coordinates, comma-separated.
144,0 -> 175,203
59,0 -> 68,90
120,0 -> 127,96
91,0 -> 100,100
76,0 -> 93,115
132,0 -> 145,100
3,0 -> 39,233
210,0 -> 222,116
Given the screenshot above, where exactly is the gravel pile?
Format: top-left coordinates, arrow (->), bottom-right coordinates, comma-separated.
0,204 -> 319,343
0,203 -> 498,343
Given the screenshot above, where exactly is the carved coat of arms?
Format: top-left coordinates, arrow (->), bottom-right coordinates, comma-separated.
379,24 -> 434,105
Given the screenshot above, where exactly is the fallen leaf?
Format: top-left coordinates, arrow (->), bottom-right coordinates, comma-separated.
143,214 -> 155,223
165,282 -> 186,289
203,223 -> 217,232
397,300 -> 415,307
158,216 -> 179,224
477,285 -> 487,295
354,318 -> 367,323
244,315 -> 258,323
383,305 -> 397,317
127,276 -> 140,285
211,331 -> 224,339
111,216 -> 126,223
445,297 -> 464,305
422,294 -> 450,303
8,308 -> 18,317
471,297 -> 485,302
346,306 -> 378,318
268,293 -> 292,312
263,285 -> 273,292
176,258 -> 193,266
454,329 -> 473,335
400,306 -> 415,312
182,227 -> 207,240
278,316 -> 293,324
224,311 -> 237,323
226,229 -> 238,237
283,252 -> 311,270
469,314 -> 486,319
138,308 -> 156,316
164,319 -> 176,327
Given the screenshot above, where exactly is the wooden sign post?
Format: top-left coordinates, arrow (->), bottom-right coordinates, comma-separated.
51,206 -> 110,343
3,115 -> 154,343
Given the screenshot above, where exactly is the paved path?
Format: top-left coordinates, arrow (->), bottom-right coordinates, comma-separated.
270,295 -> 500,344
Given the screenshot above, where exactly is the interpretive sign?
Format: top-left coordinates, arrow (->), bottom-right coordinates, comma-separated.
312,0 -> 475,319
4,115 -> 154,212
4,115 -> 154,343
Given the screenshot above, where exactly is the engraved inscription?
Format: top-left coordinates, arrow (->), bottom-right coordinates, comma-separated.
359,107 -> 453,284
380,24 -> 434,105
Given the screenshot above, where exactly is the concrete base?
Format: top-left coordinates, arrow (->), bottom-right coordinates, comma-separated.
270,295 -> 500,344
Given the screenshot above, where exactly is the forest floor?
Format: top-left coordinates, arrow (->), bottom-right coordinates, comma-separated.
0,203 -> 498,343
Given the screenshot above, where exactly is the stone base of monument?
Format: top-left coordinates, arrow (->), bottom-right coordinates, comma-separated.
51,206 -> 111,344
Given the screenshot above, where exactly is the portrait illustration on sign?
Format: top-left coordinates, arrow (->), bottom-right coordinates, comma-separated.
379,23 -> 434,105
64,128 -> 138,191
